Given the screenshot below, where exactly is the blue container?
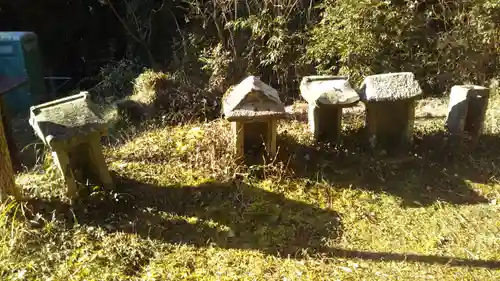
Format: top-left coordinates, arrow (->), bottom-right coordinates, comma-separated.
0,32 -> 47,115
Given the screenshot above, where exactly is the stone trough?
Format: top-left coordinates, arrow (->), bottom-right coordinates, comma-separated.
29,92 -> 113,199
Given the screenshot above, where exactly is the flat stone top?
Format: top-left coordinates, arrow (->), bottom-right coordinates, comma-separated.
29,92 -> 107,145
451,85 -> 490,97
223,76 -> 285,120
300,76 -> 359,106
359,72 -> 423,102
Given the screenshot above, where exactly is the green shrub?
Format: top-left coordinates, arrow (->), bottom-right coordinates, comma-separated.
170,0 -> 319,102
115,69 -> 220,124
307,0 -> 500,94
88,59 -> 145,102
131,70 -> 172,107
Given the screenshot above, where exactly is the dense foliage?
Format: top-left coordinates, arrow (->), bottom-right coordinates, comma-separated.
2,0 -> 500,104
308,0 -> 500,94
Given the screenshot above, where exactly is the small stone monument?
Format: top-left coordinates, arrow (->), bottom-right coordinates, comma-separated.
29,92 -> 113,199
300,76 -> 359,142
0,109 -> 20,201
223,76 -> 286,160
359,72 -> 423,151
446,85 -> 489,141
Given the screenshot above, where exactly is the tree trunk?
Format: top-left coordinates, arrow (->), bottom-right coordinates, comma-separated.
0,106 -> 19,202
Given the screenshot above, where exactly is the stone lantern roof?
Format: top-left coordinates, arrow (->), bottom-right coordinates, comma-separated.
223,76 -> 286,121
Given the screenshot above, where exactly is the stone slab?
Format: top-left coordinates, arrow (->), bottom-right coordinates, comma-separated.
29,92 -> 107,147
359,72 -> 423,102
300,76 -> 359,106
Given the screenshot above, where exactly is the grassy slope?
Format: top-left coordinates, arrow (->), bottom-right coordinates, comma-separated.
1,96 -> 500,281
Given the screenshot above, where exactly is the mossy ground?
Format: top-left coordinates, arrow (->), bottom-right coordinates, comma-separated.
2,95 -> 500,280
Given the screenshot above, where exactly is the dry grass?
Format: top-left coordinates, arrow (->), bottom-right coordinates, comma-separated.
2,93 -> 500,280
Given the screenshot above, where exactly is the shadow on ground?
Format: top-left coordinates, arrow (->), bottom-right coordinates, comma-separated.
22,176 -> 500,269
25,177 -> 343,258
275,128 -> 497,208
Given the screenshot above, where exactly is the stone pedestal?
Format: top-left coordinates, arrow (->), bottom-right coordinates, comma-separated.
29,92 -> 114,199
308,104 -> 343,142
446,85 -> 489,141
365,100 -> 416,150
0,105 -> 20,201
48,132 -> 113,198
359,72 -> 423,152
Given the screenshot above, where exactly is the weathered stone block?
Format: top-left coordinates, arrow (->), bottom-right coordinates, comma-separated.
359,72 -> 423,102
446,85 -> 489,140
359,72 -> 422,151
224,76 -> 285,161
29,92 -> 113,199
300,76 -> 359,142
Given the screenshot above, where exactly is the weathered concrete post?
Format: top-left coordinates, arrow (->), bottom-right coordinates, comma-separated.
300,76 -> 359,142
223,76 -> 287,161
446,85 -> 489,142
0,105 -> 20,201
359,72 -> 423,151
29,92 -> 113,199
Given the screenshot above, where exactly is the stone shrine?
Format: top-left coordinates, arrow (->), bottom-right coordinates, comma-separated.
223,76 -> 287,161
